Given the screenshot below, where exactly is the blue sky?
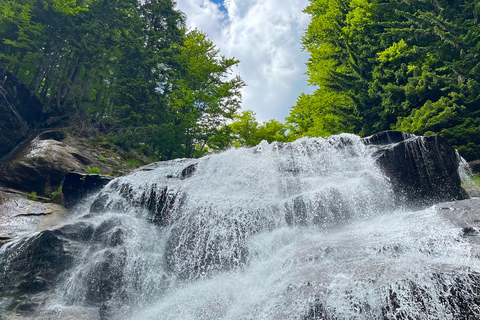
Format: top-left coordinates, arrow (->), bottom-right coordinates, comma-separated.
176,0 -> 314,122
209,0 -> 226,12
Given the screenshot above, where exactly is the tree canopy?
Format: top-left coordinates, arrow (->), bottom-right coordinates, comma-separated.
290,0 -> 480,160
0,0 -> 245,160
3,0 -> 480,160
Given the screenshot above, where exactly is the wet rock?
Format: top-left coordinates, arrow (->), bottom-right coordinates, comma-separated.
180,163 -> 197,180
363,131 -> 468,207
0,189 -> 67,242
0,66 -> 44,159
62,173 -> 114,209
382,271 -> 480,319
285,196 -> 308,226
469,159 -> 480,174
362,131 -> 415,146
436,198 -> 480,231
92,217 -> 126,247
138,185 -> 182,226
303,270 -> 480,320
165,217 -> 249,280
83,248 -> 126,305
0,217 -> 127,312
0,229 -> 74,295
90,181 -> 186,226
90,194 -> 110,213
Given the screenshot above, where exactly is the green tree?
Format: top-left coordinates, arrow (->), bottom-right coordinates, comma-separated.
161,30 -> 245,159
293,0 -> 480,160
0,0 -> 246,161
226,110 -> 290,148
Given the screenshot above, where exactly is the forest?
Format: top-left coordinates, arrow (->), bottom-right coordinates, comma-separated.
289,0 -> 480,161
1,0 -> 479,161
0,0 -> 246,160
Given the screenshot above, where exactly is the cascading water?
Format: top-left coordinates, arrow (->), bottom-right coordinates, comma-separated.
2,133 -> 479,319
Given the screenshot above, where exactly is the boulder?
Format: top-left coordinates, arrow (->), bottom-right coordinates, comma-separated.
0,135 -> 92,196
0,216 -> 127,314
363,131 -> 468,207
0,229 -> 75,295
0,65 -> 44,159
0,189 -> 66,244
62,173 -> 114,209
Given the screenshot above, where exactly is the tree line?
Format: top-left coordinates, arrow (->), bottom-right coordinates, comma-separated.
0,0 -> 247,160
288,0 -> 480,161
2,0 -> 479,161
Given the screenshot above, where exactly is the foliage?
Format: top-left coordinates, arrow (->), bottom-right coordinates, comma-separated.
223,110 -> 291,148
98,157 -> 107,163
293,0 -> 480,160
125,158 -> 144,168
49,186 -> 62,200
86,166 -> 101,174
287,91 -> 356,138
27,191 -> 37,201
0,0 -> 245,161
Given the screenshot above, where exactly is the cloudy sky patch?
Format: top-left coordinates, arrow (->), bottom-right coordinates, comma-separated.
176,0 -> 313,122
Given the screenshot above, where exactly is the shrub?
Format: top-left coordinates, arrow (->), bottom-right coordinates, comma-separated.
50,186 -> 63,200
87,166 -> 101,174
27,191 -> 37,201
126,158 -> 143,168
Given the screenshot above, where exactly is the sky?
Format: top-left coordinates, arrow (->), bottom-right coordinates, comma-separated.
175,0 -> 315,122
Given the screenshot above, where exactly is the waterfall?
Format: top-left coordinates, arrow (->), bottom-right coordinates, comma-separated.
2,133 -> 479,319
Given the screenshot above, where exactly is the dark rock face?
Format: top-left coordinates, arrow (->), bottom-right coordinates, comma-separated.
0,216 -> 127,313
63,173 -> 114,209
90,159 -> 195,226
363,131 -> 468,207
362,131 -> 415,146
469,159 -> 480,174
0,229 -> 74,295
303,271 -> 480,320
91,182 -> 184,227
0,65 -> 44,159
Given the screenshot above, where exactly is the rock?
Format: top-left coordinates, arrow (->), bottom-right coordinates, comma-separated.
0,136 -> 89,196
0,216 -> 127,314
436,198 -> 480,230
60,134 -> 133,177
62,173 -> 114,209
304,269 -> 480,320
363,131 -> 468,207
0,189 -> 66,243
90,182 -> 184,226
0,229 -> 74,295
468,159 -> 480,174
0,66 -> 44,159
0,128 -> 134,198
362,130 -> 415,146
165,212 -> 249,280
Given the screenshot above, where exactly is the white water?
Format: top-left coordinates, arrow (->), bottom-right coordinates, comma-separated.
49,135 -> 480,319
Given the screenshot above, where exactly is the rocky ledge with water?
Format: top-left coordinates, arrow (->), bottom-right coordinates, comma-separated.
1,131 -> 480,320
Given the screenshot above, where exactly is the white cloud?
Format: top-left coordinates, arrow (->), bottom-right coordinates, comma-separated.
176,0 -> 314,122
